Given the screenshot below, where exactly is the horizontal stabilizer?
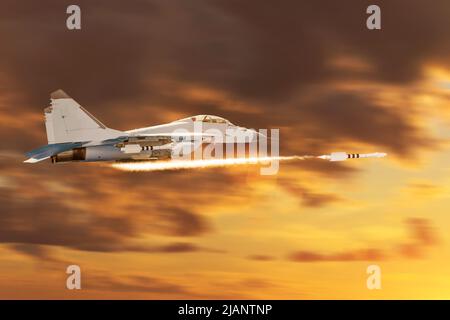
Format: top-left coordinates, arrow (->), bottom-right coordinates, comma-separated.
24,142 -> 82,163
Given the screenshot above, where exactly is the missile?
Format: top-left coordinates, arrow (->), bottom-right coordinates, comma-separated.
318,152 -> 387,162
120,144 -> 142,154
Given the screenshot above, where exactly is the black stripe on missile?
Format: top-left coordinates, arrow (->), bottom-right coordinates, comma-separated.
348,154 -> 351,158
357,154 -> 360,158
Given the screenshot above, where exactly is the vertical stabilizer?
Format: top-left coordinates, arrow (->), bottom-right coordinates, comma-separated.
44,90 -> 123,143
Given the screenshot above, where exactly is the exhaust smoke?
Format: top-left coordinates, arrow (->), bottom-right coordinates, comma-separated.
110,155 -> 310,172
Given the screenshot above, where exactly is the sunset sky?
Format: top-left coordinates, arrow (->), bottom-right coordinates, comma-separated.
1,0 -> 450,299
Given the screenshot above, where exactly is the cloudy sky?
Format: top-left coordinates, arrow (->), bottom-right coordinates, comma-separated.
1,0 -> 450,298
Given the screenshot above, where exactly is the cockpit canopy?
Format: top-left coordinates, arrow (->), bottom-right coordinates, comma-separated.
175,115 -> 232,124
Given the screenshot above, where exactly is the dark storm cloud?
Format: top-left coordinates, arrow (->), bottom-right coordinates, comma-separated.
216,0 -> 450,89
286,218 -> 439,263
280,178 -> 342,208
0,0 -> 448,156
150,242 -> 225,253
0,150 -> 344,256
8,240 -> 221,262
1,155 -> 344,260
87,274 -> 189,294
0,191 -> 134,252
0,0 -> 448,259
152,242 -> 198,253
397,218 -> 439,258
247,254 -> 276,261
288,248 -> 384,262
406,218 -> 438,246
297,93 -> 434,155
0,186 -> 214,252
0,193 -> 211,254
284,160 -> 356,179
0,155 -> 244,253
155,206 -> 211,237
11,243 -> 55,260
0,0 -> 160,106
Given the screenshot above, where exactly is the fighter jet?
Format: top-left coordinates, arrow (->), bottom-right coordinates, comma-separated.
24,90 -> 260,164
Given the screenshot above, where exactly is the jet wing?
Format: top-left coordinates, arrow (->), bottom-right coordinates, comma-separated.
99,132 -> 219,145
24,142 -> 83,163
128,132 -> 220,138
24,133 -> 219,163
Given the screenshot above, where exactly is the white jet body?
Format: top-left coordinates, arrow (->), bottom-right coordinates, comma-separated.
24,89 -> 261,164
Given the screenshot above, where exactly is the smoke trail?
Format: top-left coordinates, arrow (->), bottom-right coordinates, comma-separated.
111,155 -> 311,172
